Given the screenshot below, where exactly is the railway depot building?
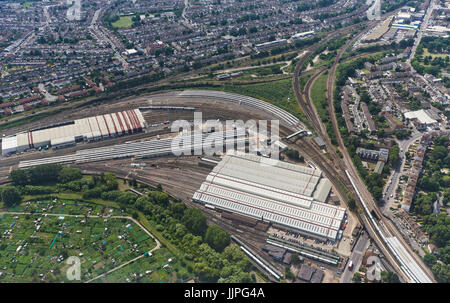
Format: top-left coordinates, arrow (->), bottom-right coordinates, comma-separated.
2,109 -> 146,156
193,151 -> 346,241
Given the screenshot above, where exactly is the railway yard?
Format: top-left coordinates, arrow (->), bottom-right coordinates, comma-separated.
0,49 -> 438,285
0,90 -> 359,282
0,0 -> 446,289
0,1 -> 444,284
0,81 -> 438,284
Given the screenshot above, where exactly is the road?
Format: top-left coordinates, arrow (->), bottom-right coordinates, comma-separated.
90,8 -> 102,27
407,0 -> 435,64
181,0 -> 193,29
340,233 -> 370,283
43,6 -> 51,24
381,131 -> 423,213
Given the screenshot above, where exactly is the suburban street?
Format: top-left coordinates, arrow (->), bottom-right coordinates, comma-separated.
407,0 -> 435,64
381,131 -> 423,213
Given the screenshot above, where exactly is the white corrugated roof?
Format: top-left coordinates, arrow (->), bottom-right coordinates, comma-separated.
12,109 -> 146,152
313,178 -> 332,203
2,136 -> 18,155
193,152 -> 345,240
51,136 -> 75,146
404,110 -> 437,124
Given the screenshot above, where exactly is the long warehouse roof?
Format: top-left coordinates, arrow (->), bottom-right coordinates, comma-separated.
3,109 -> 145,154
212,151 -> 322,197
193,151 -> 344,240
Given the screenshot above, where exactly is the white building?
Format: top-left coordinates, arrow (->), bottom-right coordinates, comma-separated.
405,109 -> 438,126
193,151 -> 344,241
1,109 -> 146,156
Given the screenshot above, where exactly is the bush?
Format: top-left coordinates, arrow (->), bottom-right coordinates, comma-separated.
205,225 -> 231,252
182,208 -> 207,236
2,187 -> 22,207
58,167 -> 82,183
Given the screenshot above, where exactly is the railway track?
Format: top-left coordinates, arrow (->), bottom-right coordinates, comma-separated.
290,18 -> 432,282
302,67 -> 328,140
311,17 -> 435,282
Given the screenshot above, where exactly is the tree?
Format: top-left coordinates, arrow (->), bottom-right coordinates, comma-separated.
116,192 -> 137,205
432,263 -> 450,283
194,261 -> 219,282
2,187 -> 22,207
285,266 -> 295,280
205,225 -> 230,252
388,145 -> 400,168
10,164 -> 62,186
222,244 -> 248,264
58,167 -> 82,183
29,164 -> 62,184
104,173 -> 118,190
347,198 -> 356,210
372,186 -> 382,203
182,208 -> 207,236
432,146 -> 447,161
423,253 -> 437,267
148,191 -> 169,206
285,149 -> 300,160
170,202 -> 186,219
352,272 -> 362,283
9,169 -> 28,186
381,271 -> 400,283
291,253 -> 302,264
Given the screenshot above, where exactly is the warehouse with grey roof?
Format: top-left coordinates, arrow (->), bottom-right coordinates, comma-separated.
193,151 -> 345,241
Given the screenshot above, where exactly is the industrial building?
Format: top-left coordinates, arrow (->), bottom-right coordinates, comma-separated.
2,109 -> 146,156
405,109 -> 438,127
255,39 -> 288,51
291,31 -> 315,40
193,151 -> 345,241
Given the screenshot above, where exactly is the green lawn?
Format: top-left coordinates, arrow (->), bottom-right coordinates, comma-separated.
201,78 -> 309,127
112,16 -> 133,29
310,72 -> 329,121
298,73 -> 313,91
423,48 -> 448,59
22,1 -> 34,9
236,64 -> 285,80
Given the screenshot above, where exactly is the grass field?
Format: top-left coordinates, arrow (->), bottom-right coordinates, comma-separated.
236,64 -> 285,80
111,16 -> 133,28
423,48 -> 448,59
298,73 -> 313,91
0,203 -> 157,282
0,108 -> 64,131
310,72 -> 329,121
22,1 -> 34,9
203,78 -> 309,127
310,71 -> 340,146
